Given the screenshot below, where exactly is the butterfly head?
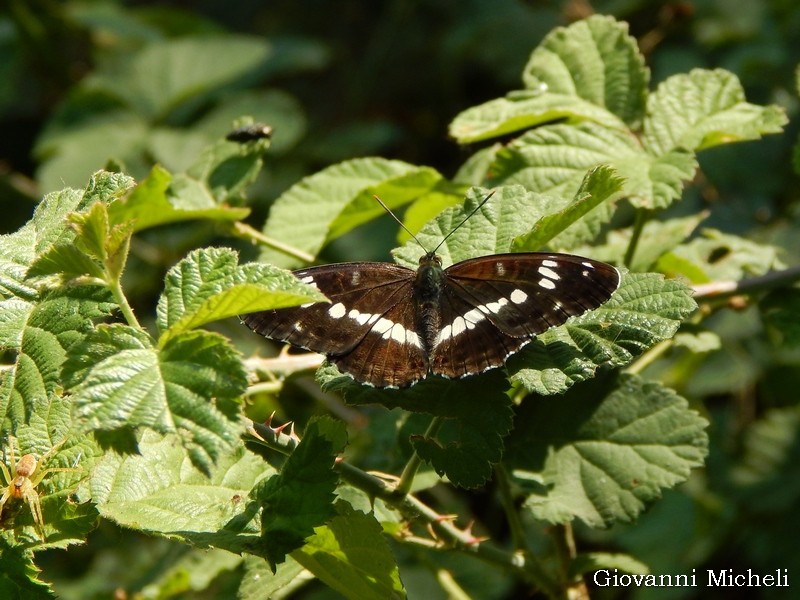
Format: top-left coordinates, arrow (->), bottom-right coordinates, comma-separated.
419,252 -> 442,268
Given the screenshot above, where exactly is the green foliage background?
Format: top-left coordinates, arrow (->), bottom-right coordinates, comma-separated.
1,1 -> 800,599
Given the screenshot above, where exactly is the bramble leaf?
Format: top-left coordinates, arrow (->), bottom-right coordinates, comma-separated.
0,287 -> 114,424
259,157 -> 448,268
106,166 -> 250,232
157,247 -> 327,341
85,430 -> 273,551
510,272 -> 696,395
65,324 -> 245,472
250,417 -> 347,569
506,374 -> 708,527
512,164 -> 625,251
449,15 -> 648,142
643,69 -> 787,155
293,503 -> 405,600
322,372 -> 512,489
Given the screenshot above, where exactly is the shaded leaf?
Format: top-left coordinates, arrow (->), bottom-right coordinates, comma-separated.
322,373 -> 512,489
506,374 -> 708,527
293,503 -> 405,600
250,416 -> 347,569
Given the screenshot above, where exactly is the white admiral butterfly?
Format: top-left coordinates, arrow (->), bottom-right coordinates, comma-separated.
243,197 -> 620,388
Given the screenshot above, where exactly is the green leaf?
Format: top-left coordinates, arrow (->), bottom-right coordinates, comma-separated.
27,245 -> 105,281
643,69 -> 787,155
490,122 -> 696,211
662,229 -> 781,282
512,164 -> 625,251
0,287 -> 115,424
85,36 -> 272,119
86,430 -> 274,551
23,173 -> 139,282
322,373 -> 513,489
65,325 -> 245,472
138,548 -> 243,598
448,15 -> 648,143
510,272 -> 696,395
259,158 -> 445,268
522,15 -> 648,127
156,247 -> 327,341
733,407 -> 800,498
0,185 -> 89,299
571,212 -> 708,271
392,185 -> 559,268
239,556 -> 311,600
293,503 -> 406,600
448,93 -> 625,144
506,374 -> 708,527
569,553 -> 649,578
250,416 -> 347,570
1,396 -> 99,547
106,166 -> 250,232
0,539 -> 54,599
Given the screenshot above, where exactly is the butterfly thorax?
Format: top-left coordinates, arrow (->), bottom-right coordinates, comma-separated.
413,253 -> 445,352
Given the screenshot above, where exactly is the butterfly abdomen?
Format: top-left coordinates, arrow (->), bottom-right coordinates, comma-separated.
413,254 -> 447,353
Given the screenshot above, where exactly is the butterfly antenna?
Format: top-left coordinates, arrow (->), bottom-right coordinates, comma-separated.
374,190 -> 496,256
431,190 -> 496,254
373,195 -> 431,254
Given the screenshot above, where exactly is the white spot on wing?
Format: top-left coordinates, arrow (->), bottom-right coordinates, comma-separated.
464,307 -> 486,324
300,302 -> 314,308
293,322 -> 303,331
542,259 -> 558,268
538,266 -> 560,280
451,316 -> 468,337
495,262 -> 506,276
328,302 -> 346,318
483,297 -> 509,314
348,309 -> 374,325
350,271 -> 361,285
510,289 -> 528,304
371,318 -> 422,348
539,278 -> 556,290
299,275 -> 314,284
581,261 -> 595,269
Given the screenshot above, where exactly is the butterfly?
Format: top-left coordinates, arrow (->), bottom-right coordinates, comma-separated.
242,196 -> 620,388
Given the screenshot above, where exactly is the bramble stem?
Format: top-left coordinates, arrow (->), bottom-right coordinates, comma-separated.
396,416 -> 443,496
229,221 -> 316,264
623,209 -> 650,269
108,276 -> 141,329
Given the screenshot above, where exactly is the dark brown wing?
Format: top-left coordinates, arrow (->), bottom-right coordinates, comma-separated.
429,252 -> 619,378
241,262 -> 429,387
